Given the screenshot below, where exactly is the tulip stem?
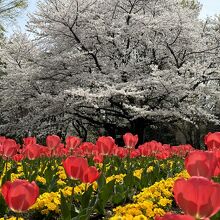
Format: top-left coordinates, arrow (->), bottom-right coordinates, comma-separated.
85,183 -> 88,192
101,157 -> 106,174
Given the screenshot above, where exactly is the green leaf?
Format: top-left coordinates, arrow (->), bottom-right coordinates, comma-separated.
60,191 -> 71,220
112,192 -> 125,205
0,194 -> 7,216
97,173 -> 106,189
44,164 -> 59,192
1,163 -> 13,185
71,208 -> 91,220
96,179 -> 116,214
44,164 -> 53,183
211,210 -> 220,220
80,184 -> 94,209
123,172 -> 134,187
101,179 -> 115,205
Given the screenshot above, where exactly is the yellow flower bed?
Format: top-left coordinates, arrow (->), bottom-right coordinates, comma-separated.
31,172 -> 127,215
0,160 -> 184,218
110,170 -> 189,220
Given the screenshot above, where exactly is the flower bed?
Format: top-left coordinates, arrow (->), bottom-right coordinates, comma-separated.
0,132 -> 220,219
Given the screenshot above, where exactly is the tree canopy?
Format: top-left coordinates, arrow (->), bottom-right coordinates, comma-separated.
1,0 -> 220,146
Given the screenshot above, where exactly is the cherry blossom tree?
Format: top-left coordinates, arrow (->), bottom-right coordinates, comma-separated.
1,0 -> 220,146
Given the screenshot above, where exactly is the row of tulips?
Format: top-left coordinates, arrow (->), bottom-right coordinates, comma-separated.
0,131 -> 220,219
0,133 -> 195,161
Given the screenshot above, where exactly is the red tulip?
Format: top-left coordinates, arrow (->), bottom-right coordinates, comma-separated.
0,139 -> 19,158
65,136 -> 81,151
23,137 -> 37,147
214,165 -> 220,177
130,149 -> 141,158
1,179 -> 39,212
0,136 -> 6,153
55,146 -> 69,157
46,135 -> 63,150
214,150 -> 220,176
204,132 -> 220,150
174,176 -> 220,219
155,213 -> 194,220
138,141 -> 164,157
93,154 -> 103,163
123,133 -> 138,148
171,145 -> 194,157
82,166 -> 100,183
96,136 -> 115,155
156,150 -> 171,160
80,142 -> 96,156
72,147 -> 84,157
185,151 -> 218,179
39,146 -> 51,157
63,157 -> 88,180
12,154 -> 24,162
23,144 -> 42,160
114,147 -> 128,158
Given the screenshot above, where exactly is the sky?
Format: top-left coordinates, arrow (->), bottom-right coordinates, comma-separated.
5,0 -> 37,35
5,0 -> 220,35
199,0 -> 220,17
